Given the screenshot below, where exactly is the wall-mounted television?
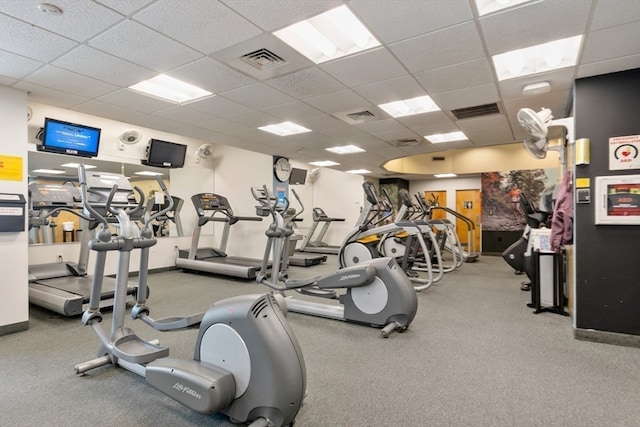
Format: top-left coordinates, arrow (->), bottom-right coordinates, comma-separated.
142,139 -> 187,168
289,168 -> 307,185
37,117 -> 101,158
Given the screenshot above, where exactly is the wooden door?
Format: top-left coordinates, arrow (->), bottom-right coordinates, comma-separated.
424,190 -> 447,220
455,189 -> 481,253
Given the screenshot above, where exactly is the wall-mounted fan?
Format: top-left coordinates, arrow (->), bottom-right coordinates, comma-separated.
195,144 -> 213,163
119,129 -> 142,149
517,107 -> 574,167
308,168 -> 320,183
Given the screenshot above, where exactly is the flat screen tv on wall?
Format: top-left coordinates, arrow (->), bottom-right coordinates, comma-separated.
142,139 -> 187,168
38,117 -> 101,158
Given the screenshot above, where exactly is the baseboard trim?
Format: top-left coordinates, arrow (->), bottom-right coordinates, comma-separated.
574,328 -> 640,348
0,321 -> 29,336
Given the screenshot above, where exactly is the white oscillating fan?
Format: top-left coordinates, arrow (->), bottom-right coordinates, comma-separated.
195,144 -> 213,163
518,108 -> 553,159
118,129 -> 142,149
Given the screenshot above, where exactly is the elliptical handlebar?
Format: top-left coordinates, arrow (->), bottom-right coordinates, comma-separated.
78,165 -> 108,230
143,176 -> 174,226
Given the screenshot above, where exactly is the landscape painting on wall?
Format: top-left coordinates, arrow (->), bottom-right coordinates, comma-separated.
481,168 -> 559,232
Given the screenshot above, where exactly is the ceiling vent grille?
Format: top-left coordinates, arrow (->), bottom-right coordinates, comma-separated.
451,103 -> 500,120
240,48 -> 286,70
432,156 -> 445,161
388,138 -> 423,147
345,110 -> 376,122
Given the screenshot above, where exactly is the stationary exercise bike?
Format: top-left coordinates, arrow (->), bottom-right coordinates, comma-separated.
251,185 -> 418,338
74,166 -> 306,427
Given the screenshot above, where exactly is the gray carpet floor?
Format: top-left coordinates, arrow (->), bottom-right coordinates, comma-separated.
1,255 -> 638,427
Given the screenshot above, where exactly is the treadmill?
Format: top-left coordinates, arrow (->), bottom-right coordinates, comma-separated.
28,181 -> 139,316
297,207 -> 345,255
176,193 -> 270,279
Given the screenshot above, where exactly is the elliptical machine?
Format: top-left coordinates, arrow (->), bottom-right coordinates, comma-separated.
251,185 -> 418,338
74,166 -> 306,427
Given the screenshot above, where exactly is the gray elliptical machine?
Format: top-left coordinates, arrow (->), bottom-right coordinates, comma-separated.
251,185 -> 418,338
74,166 -> 306,427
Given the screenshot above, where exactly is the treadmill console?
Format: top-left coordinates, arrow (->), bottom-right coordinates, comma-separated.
192,193 -> 231,215
29,183 -> 79,209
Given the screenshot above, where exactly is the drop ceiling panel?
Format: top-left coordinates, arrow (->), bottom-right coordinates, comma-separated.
88,20 -> 202,71
0,15 -> 77,62
126,114 -> 185,133
14,81 -> 88,108
498,68 -> 575,101
389,22 -> 485,73
167,57 -> 254,94
581,22 -> 640,64
187,95 -> 254,119
220,83 -> 296,109
193,116 -> 248,134
353,75 -> 426,105
0,0 -> 123,42
70,100 -> 144,122
353,118 -> 406,135
396,110 -> 456,131
479,0 -> 592,55
577,54 -> 640,79
23,66 -> 118,98
154,106 -> 220,127
266,67 -> 346,99
456,115 -> 515,146
590,0 -> 640,30
349,0 -> 473,44
133,0 -> 262,54
94,0 -> 155,16
0,50 -> 42,79
262,101 -> 326,121
414,58 -> 494,95
431,84 -> 499,111
320,48 -> 407,87
97,89 -> 174,113
304,89 -> 370,114
52,45 -> 155,87
222,0 -> 344,32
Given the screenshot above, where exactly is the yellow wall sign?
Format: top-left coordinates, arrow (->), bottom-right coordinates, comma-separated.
575,178 -> 590,188
0,155 -> 23,181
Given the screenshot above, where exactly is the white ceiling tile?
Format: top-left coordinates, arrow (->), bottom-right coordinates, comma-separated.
480,0 -> 591,55
304,89 -> 370,114
221,0 -> 343,31
589,0 -> 640,30
353,118 -> 406,135
97,89 -> 174,113
262,101 -> 325,121
350,0 -> 473,44
0,76 -> 17,86
70,100 -> 144,122
94,0 -> 155,16
414,58 -> 494,95
389,22 -> 485,73
399,111 -> 456,133
88,20 -> 202,71
321,48 -> 406,87
0,14 -> 78,62
577,54 -> 640,78
0,0 -> 123,42
15,81 -> 88,108
126,114 -> 185,132
581,22 -> 640,64
133,0 -> 262,54
52,45 -> 155,87
187,96 -> 254,119
431,84 -> 500,111
0,50 -> 43,79
220,83 -> 296,109
167,57 -> 255,94
456,115 -> 515,145
23,66 -> 118,98
194,116 -> 249,134
353,75 -> 425,105
266,67 -> 345,99
498,68 -> 575,101
154,106 -> 220,127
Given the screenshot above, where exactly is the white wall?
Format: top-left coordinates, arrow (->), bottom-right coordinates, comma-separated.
0,87 -> 29,331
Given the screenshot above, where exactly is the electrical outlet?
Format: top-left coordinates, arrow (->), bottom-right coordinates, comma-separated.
57,253 -> 63,263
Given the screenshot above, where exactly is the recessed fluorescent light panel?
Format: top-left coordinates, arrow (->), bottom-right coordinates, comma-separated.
425,131 -> 468,143
378,95 -> 440,118
134,171 -> 164,176
129,74 -> 213,104
326,145 -> 365,154
475,0 -> 536,16
61,163 -> 97,169
309,160 -> 340,167
492,35 -> 583,81
347,169 -> 371,174
32,169 -> 65,174
258,121 -> 311,136
434,173 -> 457,178
273,5 -> 380,64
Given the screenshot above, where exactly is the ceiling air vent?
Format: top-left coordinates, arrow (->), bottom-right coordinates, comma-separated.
345,110 -> 376,122
240,48 -> 286,71
432,156 -> 445,161
388,138 -> 422,147
451,103 -> 500,120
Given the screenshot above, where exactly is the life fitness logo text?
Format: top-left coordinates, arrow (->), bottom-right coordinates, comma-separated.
173,382 -> 202,400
